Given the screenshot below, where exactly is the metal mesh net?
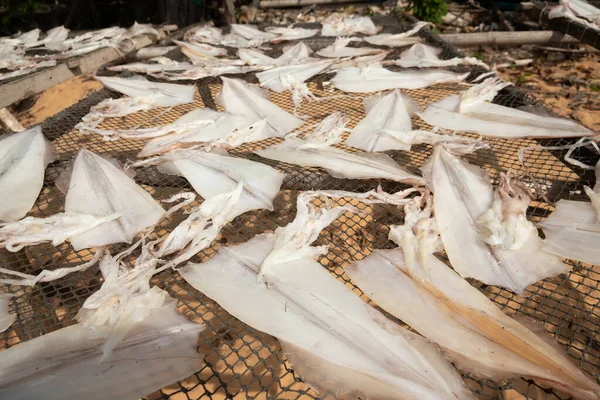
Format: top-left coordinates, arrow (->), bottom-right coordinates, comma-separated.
530,0 -> 600,50
1,14 -> 599,400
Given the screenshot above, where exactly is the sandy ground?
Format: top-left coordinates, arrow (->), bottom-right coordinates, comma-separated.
15,74 -> 103,128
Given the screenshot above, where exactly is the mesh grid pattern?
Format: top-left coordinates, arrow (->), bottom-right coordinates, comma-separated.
531,0 -> 600,50
1,15 -> 599,400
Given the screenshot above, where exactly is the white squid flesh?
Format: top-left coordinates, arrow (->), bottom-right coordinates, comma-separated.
417,77 -> 593,138
216,77 -> 304,136
331,65 -> 469,93
180,190 -> 474,400
316,37 -> 385,58
321,13 -> 380,36
266,25 -> 319,43
423,145 -> 568,294
395,43 -> 489,69
345,193 -> 600,400
255,137 -> 425,186
65,149 -> 165,250
0,126 -> 56,222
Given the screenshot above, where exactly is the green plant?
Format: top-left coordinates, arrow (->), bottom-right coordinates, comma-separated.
518,73 -> 532,83
590,83 -> 600,92
1,0 -> 49,31
406,0 -> 448,23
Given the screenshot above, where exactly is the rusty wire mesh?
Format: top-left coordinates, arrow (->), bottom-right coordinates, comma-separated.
530,0 -> 600,50
1,13 -> 600,400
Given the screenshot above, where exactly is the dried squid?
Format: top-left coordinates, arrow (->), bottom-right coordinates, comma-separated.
231,24 -> 277,44
152,185 -> 245,267
329,51 -> 390,70
316,37 -> 385,58
174,39 -> 227,61
64,149 -> 165,250
331,65 -> 469,93
395,43 -> 489,69
255,113 -> 425,185
137,114 -> 272,157
238,42 -> 313,67
0,247 -> 204,400
549,0 -> 600,29
0,126 -> 56,222
81,108 -> 220,141
345,90 -> 420,151
77,76 -> 195,132
424,145 -> 568,293
150,61 -> 262,81
135,146 -> 284,268
418,77 -> 593,138
256,59 -> 332,93
345,89 -> 484,153
0,212 -> 120,252
321,13 -> 380,36
266,25 -> 319,43
256,60 -> 332,109
138,76 -> 303,157
184,25 -> 223,45
93,75 -> 195,106
363,21 -> 430,46
216,77 -> 304,135
107,60 -> 194,75
132,148 -> 284,217
540,161 -> 600,265
345,192 -> 600,400
0,294 -> 15,333
180,190 -> 475,400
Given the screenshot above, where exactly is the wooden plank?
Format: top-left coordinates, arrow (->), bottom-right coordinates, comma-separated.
0,108 -> 25,132
0,34 -> 156,109
439,30 -> 579,47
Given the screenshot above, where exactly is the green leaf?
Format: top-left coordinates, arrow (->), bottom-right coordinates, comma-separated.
409,0 -> 448,22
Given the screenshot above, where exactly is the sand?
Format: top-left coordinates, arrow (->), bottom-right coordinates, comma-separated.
17,74 -> 103,128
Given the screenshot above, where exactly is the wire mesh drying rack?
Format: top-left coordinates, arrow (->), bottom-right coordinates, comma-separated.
528,0 -> 600,50
1,13 -> 600,400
